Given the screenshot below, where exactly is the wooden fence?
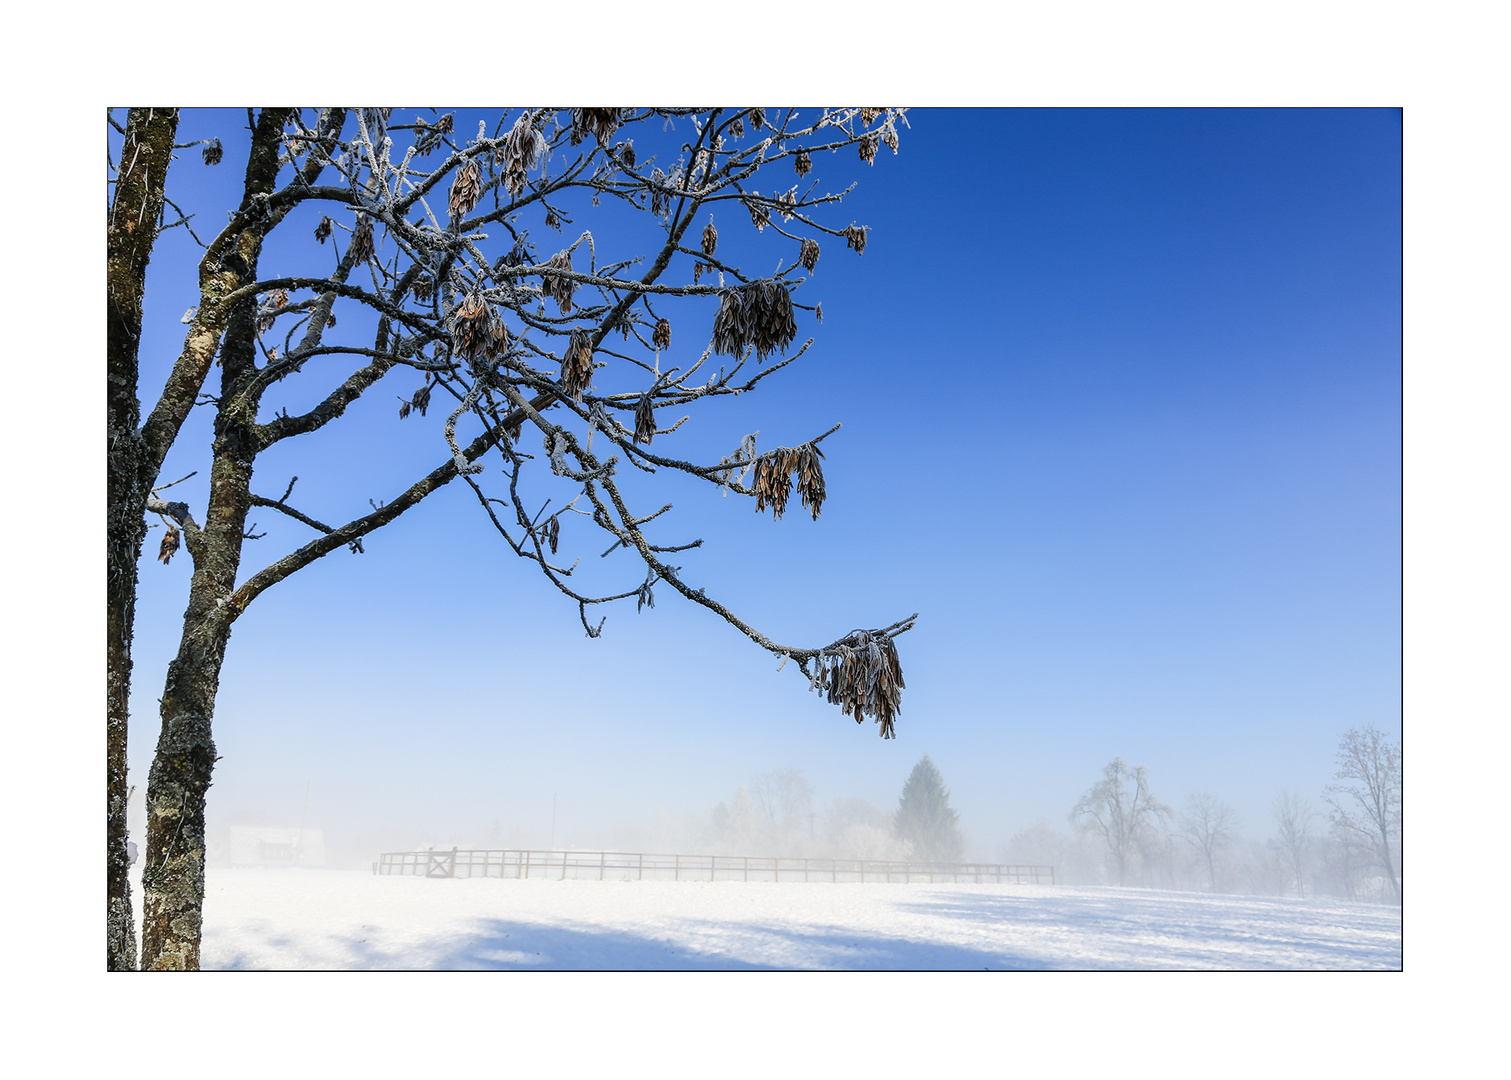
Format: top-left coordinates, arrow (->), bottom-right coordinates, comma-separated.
375,848 -> 1055,885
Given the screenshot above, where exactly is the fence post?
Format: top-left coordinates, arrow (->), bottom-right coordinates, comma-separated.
675,854 -> 680,881
638,853 -> 643,881
524,849 -> 531,880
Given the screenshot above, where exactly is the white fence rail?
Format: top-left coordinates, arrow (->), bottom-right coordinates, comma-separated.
376,848 -> 1055,885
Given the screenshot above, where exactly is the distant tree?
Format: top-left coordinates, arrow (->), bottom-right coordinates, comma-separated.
750,768 -> 816,850
1325,727 -> 1402,902
1178,791 -> 1239,893
1271,788 -> 1317,898
107,107 -> 916,968
1070,757 -> 1173,886
822,797 -> 911,861
893,756 -> 964,863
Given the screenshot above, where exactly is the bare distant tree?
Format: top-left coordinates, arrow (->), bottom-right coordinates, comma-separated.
1325,727 -> 1402,902
1178,792 -> 1239,893
1271,788 -> 1317,898
108,106 -> 916,969
750,768 -> 816,850
1070,757 -> 1173,886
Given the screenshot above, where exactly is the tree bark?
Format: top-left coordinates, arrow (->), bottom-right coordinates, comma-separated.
107,106 -> 179,971
138,108 -> 294,970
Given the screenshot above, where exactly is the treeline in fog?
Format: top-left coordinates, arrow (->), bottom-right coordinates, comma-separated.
1006,726 -> 1402,904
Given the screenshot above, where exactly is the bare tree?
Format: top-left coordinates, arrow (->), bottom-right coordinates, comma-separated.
1178,791 -> 1239,893
1070,757 -> 1172,886
1271,788 -> 1317,898
1325,726 -> 1402,903
108,106 -> 916,969
750,768 -> 816,851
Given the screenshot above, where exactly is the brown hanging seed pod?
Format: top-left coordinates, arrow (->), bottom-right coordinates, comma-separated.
702,219 -> 718,258
816,628 -> 904,739
203,139 -> 223,166
541,250 -> 576,314
729,117 -> 745,140
256,288 -> 289,334
815,304 -> 823,323
449,156 -> 484,219
349,214 -> 375,263
752,452 -> 795,519
446,291 -> 492,365
794,148 -> 812,177
882,124 -> 899,152
570,108 -> 624,145
501,113 -> 547,197
799,238 -> 820,272
545,208 -> 561,230
842,224 -> 868,255
412,273 -> 434,303
620,142 -> 636,169
858,133 -> 879,165
859,108 -> 883,126
559,328 -> 594,401
315,216 -> 333,244
795,444 -> 827,520
711,279 -> 798,361
746,195 -> 769,232
653,318 -> 671,350
749,107 -> 766,131
634,393 -> 656,444
158,526 -> 180,564
326,312 -> 337,329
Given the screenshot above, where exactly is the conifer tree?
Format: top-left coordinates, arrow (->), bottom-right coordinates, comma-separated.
893,755 -> 964,863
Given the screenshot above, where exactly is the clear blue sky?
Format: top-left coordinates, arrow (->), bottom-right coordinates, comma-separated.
122,108 -> 1401,858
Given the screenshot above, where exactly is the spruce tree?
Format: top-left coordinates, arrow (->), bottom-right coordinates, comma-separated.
893,755 -> 964,863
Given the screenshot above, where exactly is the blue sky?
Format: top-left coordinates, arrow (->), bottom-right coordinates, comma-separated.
120,108 -> 1401,857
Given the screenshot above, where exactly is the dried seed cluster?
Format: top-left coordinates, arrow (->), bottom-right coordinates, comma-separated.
256,288 -> 289,334
203,139 -> 223,166
648,168 -> 671,217
810,629 -> 905,739
449,156 -> 483,219
537,515 -> 561,555
349,214 -> 375,263
859,108 -> 884,127
559,327 -> 594,400
541,250 -> 575,314
702,219 -> 718,258
712,280 -> 798,361
794,148 -> 812,177
749,107 -> 767,131
413,112 -> 453,156
634,393 -> 656,444
652,317 -> 671,350
412,273 -> 434,304
799,237 -> 820,271
500,113 -> 547,197
752,443 -> 826,521
858,132 -> 879,165
314,216 -> 333,244
399,383 -> 431,420
745,194 -> 769,232
842,224 -> 868,255
447,291 -> 507,367
158,526 -> 180,565
570,108 -> 625,145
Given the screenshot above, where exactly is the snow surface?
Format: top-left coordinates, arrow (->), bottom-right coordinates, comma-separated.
189,867 -> 1401,970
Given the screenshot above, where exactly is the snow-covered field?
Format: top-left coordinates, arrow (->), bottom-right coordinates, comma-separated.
181,867 -> 1401,970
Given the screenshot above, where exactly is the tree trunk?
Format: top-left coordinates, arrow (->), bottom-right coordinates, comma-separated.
139,445 -> 256,969
137,111 -> 290,967
107,106 -> 179,971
